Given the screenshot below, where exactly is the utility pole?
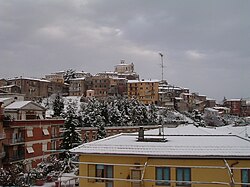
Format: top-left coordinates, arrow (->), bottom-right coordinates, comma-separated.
159,53 -> 164,81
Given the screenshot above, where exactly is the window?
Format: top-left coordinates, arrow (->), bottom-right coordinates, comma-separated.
242,169 -> 250,187
42,143 -> 47,152
26,146 -> 34,154
42,128 -> 50,136
156,167 -> 170,186
27,129 -> 33,137
176,168 -> 191,186
88,164 -> 113,183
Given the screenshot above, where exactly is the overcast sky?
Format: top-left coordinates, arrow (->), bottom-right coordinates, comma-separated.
0,0 -> 249,101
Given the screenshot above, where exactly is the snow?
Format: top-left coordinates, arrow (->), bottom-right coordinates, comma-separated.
4,101 -> 31,109
71,124 -> 250,158
31,172 -> 77,187
128,79 -> 160,83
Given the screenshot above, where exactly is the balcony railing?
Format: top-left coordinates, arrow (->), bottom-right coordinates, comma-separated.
51,134 -> 63,139
0,132 -> 6,140
8,154 -> 25,162
5,137 -> 25,145
0,151 -> 6,158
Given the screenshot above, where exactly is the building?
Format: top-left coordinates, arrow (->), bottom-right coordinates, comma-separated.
81,125 -> 159,142
115,60 -> 134,73
0,102 -> 5,167
224,99 -> 248,117
158,81 -> 189,108
71,125 -> 250,187
0,85 -> 21,94
127,79 -> 159,105
8,77 -> 50,100
0,79 -> 8,87
88,75 -> 111,98
69,78 -> 87,96
45,73 -> 64,84
2,101 -> 64,168
114,60 -> 139,80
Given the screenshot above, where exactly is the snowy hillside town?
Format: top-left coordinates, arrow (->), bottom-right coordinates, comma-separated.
0,62 -> 250,186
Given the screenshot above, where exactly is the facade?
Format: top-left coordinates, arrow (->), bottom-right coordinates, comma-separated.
114,60 -> 139,80
0,102 -> 5,167
127,80 -> 159,105
71,125 -> 250,187
89,76 -> 111,98
69,78 -> 87,96
115,60 -> 134,73
158,81 -> 189,108
81,125 -> 159,142
224,99 -> 248,117
8,77 -> 50,100
174,93 -> 216,112
2,101 -> 64,168
45,73 -> 64,84
0,79 -> 8,87
0,85 -> 21,94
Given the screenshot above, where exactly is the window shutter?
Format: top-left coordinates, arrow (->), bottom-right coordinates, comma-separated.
88,164 -> 96,183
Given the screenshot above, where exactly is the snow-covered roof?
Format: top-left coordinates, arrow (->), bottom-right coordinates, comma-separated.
4,101 -> 45,110
0,85 -> 18,88
8,77 -> 50,83
128,79 -> 160,83
0,97 -> 12,102
69,77 -> 86,81
71,125 -> 250,158
226,99 -> 242,102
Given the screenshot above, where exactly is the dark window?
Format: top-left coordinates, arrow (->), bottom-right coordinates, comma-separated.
156,167 -> 170,186
176,168 -> 191,186
242,169 -> 250,187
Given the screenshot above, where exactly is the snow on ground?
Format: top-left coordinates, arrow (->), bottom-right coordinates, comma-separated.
31,172 -> 77,187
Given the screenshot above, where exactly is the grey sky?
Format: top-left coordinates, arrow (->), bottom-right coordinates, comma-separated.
0,0 -> 249,101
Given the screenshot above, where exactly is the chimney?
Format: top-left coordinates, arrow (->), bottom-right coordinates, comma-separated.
138,126 -> 144,141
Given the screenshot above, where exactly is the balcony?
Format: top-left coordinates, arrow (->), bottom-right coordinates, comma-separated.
51,133 -> 63,139
0,151 -> 6,158
5,137 -> 25,145
0,132 -> 6,140
8,154 -> 25,162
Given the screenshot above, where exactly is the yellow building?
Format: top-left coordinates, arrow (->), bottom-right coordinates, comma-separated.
127,80 -> 159,105
71,125 -> 250,187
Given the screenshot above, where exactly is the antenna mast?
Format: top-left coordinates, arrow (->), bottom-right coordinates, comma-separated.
159,53 -> 164,81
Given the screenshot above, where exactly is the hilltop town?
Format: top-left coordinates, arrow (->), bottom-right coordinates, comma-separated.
0,61 -> 250,186
1,60 -> 249,116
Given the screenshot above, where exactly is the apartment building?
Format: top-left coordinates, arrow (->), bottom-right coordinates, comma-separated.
69,77 -> 87,96
71,125 -> 250,187
0,85 -> 21,94
45,73 -> 64,84
92,76 -> 111,98
2,101 -> 64,168
158,81 -> 189,108
0,102 -> 5,167
175,93 -> 216,112
223,99 -> 248,117
0,79 -> 8,87
127,79 -> 159,105
8,77 -> 50,100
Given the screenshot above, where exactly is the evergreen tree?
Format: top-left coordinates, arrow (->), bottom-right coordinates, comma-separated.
61,101 -> 82,149
63,69 -> 76,83
52,93 -> 64,117
95,115 -> 107,140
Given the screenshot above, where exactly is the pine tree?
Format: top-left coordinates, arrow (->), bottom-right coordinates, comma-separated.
52,93 -> 64,117
95,115 -> 106,140
61,101 -> 82,150
63,69 -> 76,83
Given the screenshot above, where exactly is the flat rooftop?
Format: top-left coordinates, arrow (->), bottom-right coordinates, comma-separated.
71,125 -> 250,158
